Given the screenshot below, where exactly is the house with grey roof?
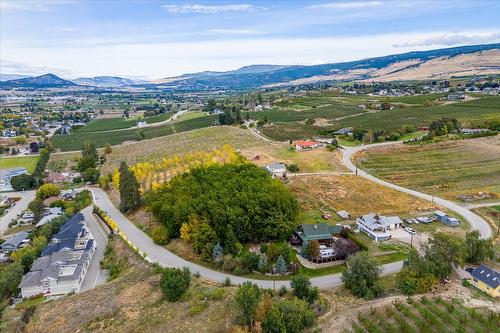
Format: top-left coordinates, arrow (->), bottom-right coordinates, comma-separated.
264,162 -> 286,178
434,211 -> 460,227
1,231 -> 29,253
471,264 -> 499,298
19,213 -> 95,299
356,213 -> 402,242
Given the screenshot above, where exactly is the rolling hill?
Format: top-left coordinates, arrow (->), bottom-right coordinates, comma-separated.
152,43 -> 500,90
0,73 -> 76,87
72,76 -> 149,87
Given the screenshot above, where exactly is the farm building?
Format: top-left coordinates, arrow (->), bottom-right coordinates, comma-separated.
294,140 -> 323,151
434,211 -> 460,227
356,213 -> 402,242
264,162 -> 286,178
470,264 -> 499,298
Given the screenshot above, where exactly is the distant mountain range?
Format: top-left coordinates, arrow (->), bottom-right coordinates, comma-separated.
1,43 -> 499,90
72,76 -> 149,87
0,73 -> 76,87
153,43 -> 500,90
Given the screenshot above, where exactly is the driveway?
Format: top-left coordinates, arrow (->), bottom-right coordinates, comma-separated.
89,187 -> 402,289
341,142 -> 492,239
80,206 -> 109,292
0,190 -> 36,236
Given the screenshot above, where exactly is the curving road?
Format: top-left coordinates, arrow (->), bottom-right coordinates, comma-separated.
341,142 -> 492,239
87,139 -> 492,289
0,190 -> 36,236
89,187 -> 402,289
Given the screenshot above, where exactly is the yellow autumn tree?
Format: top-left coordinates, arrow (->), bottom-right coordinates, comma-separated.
180,223 -> 191,242
112,168 -> 120,189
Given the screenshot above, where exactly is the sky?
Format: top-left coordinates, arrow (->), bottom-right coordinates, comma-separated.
1,0 -> 500,80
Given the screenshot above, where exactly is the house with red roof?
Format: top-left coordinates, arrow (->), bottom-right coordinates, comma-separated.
295,140 -> 323,151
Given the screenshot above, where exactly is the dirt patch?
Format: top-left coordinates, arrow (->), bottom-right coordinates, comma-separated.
287,174 -> 438,217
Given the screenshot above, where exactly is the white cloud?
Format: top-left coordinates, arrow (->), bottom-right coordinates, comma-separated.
162,3 -> 267,14
2,30 -> 498,79
308,1 -> 382,10
393,32 -> 500,47
208,28 -> 262,35
0,59 -> 72,76
0,0 -> 76,12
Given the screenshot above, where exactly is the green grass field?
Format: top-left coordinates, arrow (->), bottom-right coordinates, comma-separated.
0,155 -> 39,173
356,136 -> 500,200
51,115 -> 219,151
345,297 -> 499,333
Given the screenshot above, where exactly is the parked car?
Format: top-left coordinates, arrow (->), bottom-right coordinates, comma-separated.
465,267 -> 475,274
404,227 -> 416,235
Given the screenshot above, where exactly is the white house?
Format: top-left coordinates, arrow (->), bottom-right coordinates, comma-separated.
19,213 -> 96,298
264,162 -> 286,178
356,213 -> 402,242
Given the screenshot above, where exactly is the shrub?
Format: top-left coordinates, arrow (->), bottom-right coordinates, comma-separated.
342,252 -> 382,299
151,225 -> 168,245
291,275 -> 318,304
36,183 -> 60,199
241,251 -> 260,271
160,267 -> 191,302
261,298 -> 315,333
224,277 -> 231,287
11,174 -> 36,191
83,168 -> 100,184
235,282 -> 261,326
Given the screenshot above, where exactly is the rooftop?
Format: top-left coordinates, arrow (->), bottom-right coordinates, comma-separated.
472,264 -> 499,289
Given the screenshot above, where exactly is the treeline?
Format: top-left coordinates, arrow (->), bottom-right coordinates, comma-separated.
11,148 -> 51,191
147,163 -> 299,258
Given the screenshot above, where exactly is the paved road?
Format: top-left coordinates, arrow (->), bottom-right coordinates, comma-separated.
288,172 -> 353,177
341,142 -> 492,239
80,206 -> 109,292
0,190 -> 36,236
89,187 -> 402,289
463,201 -> 500,209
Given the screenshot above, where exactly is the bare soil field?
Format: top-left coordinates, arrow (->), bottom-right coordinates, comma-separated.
286,174 -> 438,217
355,136 -> 500,201
241,145 -> 348,173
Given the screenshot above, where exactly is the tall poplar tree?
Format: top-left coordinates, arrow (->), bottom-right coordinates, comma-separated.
119,161 -> 141,212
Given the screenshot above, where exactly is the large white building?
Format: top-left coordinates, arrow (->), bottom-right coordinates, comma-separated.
356,212 -> 402,242
19,213 -> 95,298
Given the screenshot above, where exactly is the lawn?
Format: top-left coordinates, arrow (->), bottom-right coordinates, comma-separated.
0,155 -> 39,173
344,296 -> 499,333
355,136 -> 500,201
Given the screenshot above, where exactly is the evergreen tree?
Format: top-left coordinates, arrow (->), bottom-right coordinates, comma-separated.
212,243 -> 223,262
258,253 -> 268,272
224,226 -> 238,255
77,140 -> 98,172
275,255 -> 287,275
119,161 -> 141,212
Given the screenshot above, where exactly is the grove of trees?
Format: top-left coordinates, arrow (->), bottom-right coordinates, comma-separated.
147,162 -> 299,259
